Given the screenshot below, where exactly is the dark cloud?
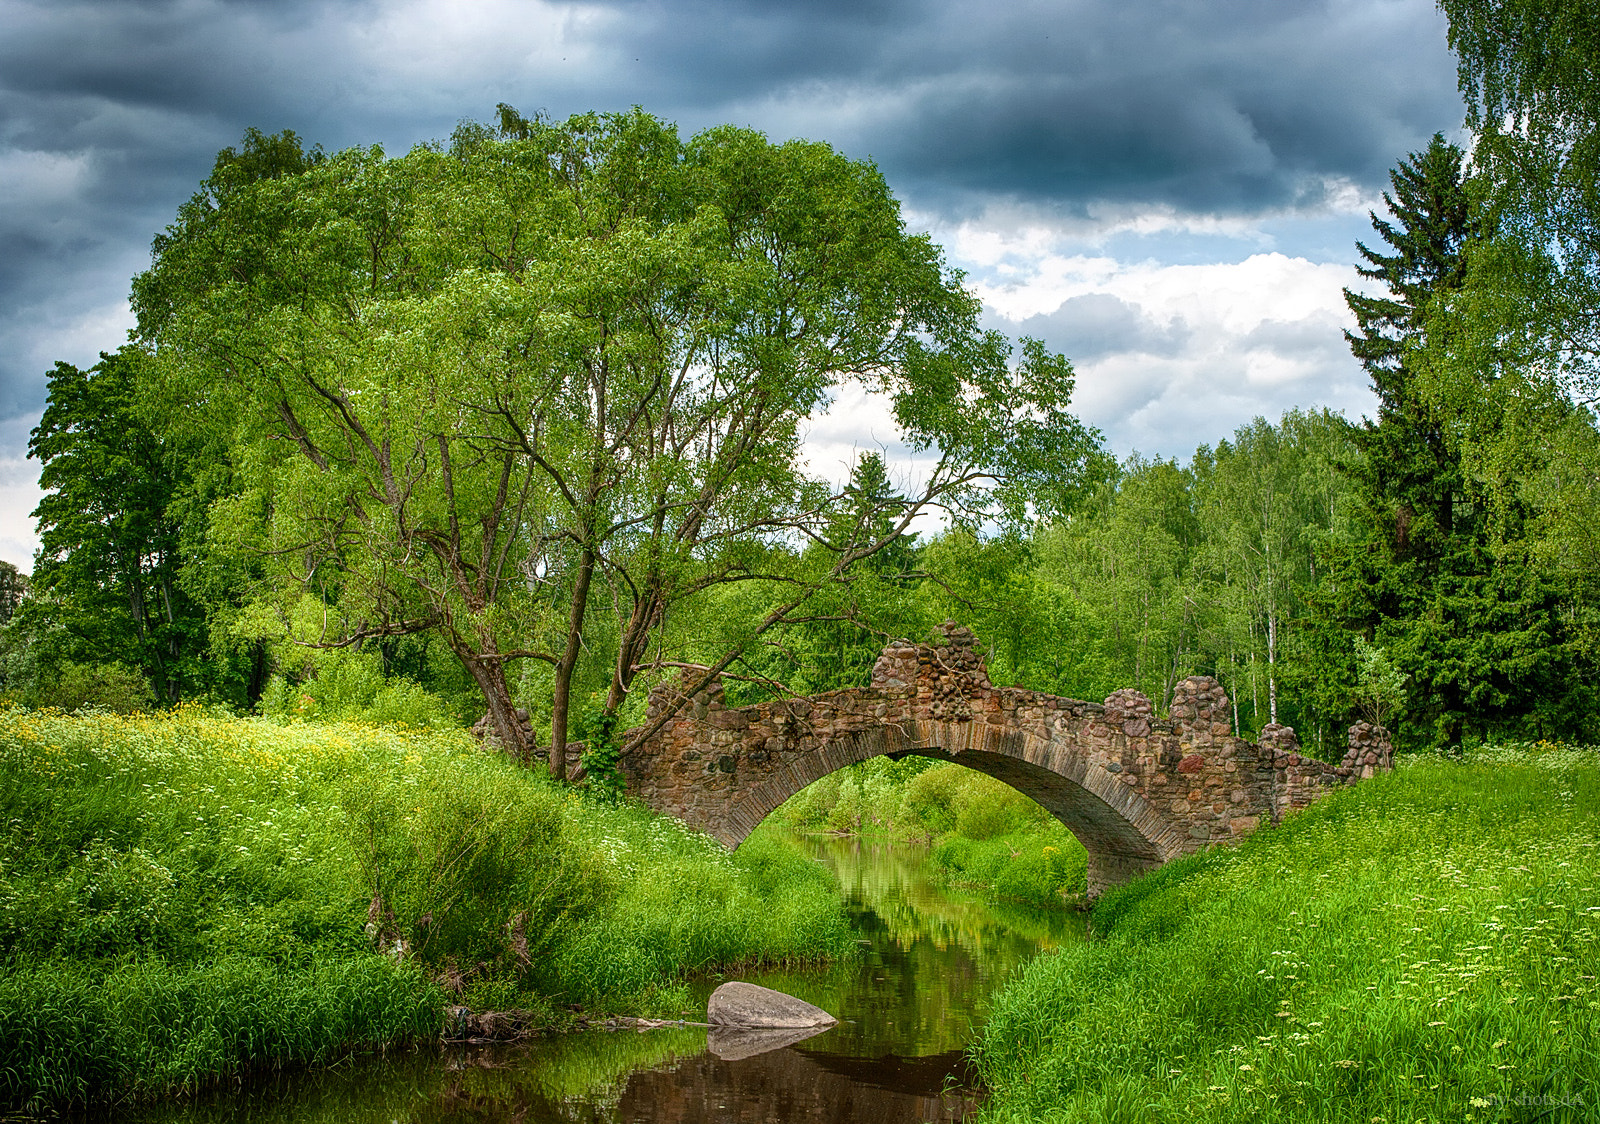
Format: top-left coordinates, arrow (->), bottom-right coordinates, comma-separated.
0,0 -> 1459,438
586,0 -> 1461,216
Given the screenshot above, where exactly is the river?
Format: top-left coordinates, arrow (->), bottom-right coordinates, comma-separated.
125,834 -> 1085,1124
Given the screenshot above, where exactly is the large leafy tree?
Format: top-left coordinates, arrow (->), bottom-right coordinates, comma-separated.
1439,0 -> 1600,399
135,111 -> 1100,770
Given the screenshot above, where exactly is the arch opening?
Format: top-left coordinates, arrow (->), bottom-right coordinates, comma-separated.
716,720 -> 1173,897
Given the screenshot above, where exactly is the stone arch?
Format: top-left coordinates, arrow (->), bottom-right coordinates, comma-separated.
715,718 -> 1184,897
619,624 -> 1394,897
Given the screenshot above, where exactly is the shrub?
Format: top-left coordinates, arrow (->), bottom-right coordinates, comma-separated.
934,826 -> 1087,905
34,661 -> 156,713
259,649 -> 458,728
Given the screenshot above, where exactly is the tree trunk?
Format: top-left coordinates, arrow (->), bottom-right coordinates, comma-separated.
1266,608 -> 1279,725
607,583 -> 663,713
550,543 -> 598,781
247,641 -> 271,705
454,640 -> 533,764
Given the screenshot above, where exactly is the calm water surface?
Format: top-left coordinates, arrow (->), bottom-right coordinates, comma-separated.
126,835 -> 1086,1124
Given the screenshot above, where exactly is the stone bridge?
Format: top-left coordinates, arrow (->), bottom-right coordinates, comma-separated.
619,623 -> 1392,896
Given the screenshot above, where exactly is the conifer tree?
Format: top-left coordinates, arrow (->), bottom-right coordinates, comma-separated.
1341,134 -> 1480,562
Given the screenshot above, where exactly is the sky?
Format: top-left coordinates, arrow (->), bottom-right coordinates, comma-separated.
0,0 -> 1468,571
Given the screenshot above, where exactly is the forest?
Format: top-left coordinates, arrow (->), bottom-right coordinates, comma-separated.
2,105 -> 1598,760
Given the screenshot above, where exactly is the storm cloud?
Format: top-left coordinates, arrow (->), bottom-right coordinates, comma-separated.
0,0 -> 1463,564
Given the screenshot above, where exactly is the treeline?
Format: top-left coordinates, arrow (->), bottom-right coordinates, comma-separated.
6,65 -> 1600,756
9,375 -> 1594,755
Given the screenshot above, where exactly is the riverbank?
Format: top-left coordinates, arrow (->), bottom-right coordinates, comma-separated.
0,707 -> 854,1113
973,744 -> 1600,1123
97,833 -> 1081,1124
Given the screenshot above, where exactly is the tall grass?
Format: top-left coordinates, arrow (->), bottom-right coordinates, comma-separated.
1,955 -> 439,1109
0,706 -> 852,1111
973,746 -> 1600,1123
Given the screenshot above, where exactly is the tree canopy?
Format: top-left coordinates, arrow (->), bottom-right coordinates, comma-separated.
1439,0 -> 1600,400
132,109 -> 1101,767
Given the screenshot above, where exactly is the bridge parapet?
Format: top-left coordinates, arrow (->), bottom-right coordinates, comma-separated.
622,624 -> 1393,896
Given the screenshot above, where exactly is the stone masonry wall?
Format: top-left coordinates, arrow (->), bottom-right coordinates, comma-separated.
618,622 -> 1392,895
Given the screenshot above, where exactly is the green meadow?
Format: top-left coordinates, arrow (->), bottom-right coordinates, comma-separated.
973,745 -> 1600,1123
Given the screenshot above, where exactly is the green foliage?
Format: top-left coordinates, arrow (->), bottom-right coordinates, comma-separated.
574,707 -> 625,801
934,830 -> 1088,907
1441,0 -> 1600,401
32,661 -> 157,714
132,110 -> 1100,769
549,826 -> 850,1003
258,648 -> 458,728
0,562 -> 22,625
1300,133 -> 1600,750
1350,638 -> 1406,730
1190,410 -> 1355,738
0,955 -> 439,1114
974,750 -> 1600,1123
771,759 -> 1087,906
22,349 -> 257,707
0,708 -> 852,1109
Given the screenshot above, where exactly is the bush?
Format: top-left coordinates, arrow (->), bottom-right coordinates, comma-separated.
933,826 -> 1087,906
34,661 -> 155,713
259,649 -> 458,728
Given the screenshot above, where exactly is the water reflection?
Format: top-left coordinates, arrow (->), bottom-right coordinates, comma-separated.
120,834 -> 1084,1124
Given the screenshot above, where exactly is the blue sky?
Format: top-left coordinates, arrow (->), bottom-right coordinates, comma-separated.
0,0 -> 1467,569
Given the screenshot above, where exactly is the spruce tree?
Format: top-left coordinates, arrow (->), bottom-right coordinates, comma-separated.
1342,134 -> 1479,554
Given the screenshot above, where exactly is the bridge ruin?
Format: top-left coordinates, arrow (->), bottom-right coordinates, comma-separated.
619,622 -> 1393,896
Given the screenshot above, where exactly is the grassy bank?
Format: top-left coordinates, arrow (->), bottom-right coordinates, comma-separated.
973,745 -> 1600,1123
773,755 -> 1090,906
0,707 -> 853,1112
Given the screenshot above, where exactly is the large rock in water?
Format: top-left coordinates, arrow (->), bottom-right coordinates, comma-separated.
707,982 -> 837,1028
